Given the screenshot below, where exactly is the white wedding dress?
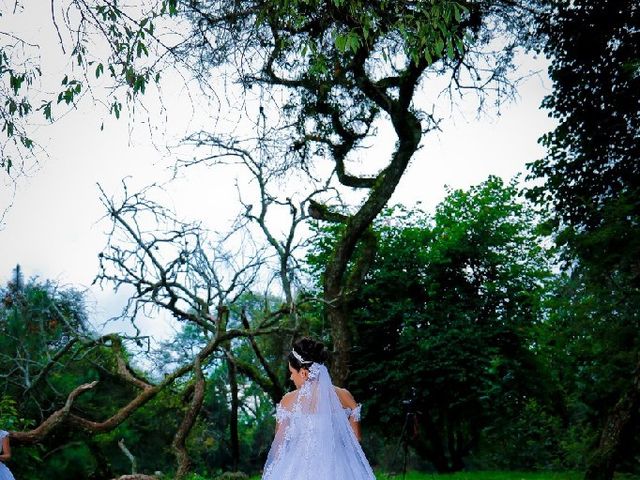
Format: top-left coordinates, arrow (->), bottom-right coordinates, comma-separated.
262,363 -> 376,479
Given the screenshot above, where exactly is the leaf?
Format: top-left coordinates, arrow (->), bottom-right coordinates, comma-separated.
347,32 -> 361,52
42,102 -> 52,121
447,39 -> 455,59
454,4 -> 461,22
335,34 -> 347,52
95,63 -> 104,78
10,74 -> 25,94
4,120 -> 14,137
168,0 -> 178,16
111,101 -> 121,119
134,75 -> 146,94
21,136 -> 33,148
136,41 -> 149,58
424,50 -> 433,65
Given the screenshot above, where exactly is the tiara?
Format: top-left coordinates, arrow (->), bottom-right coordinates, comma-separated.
291,349 -> 310,364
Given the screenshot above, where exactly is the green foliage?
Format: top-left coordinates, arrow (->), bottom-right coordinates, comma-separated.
216,472 -> 250,480
527,1 -> 640,476
307,177 -> 556,472
479,398 -> 564,470
0,396 -> 19,430
530,267 -> 640,473
42,442 -> 98,478
152,298 -> 289,476
1,38 -> 41,173
0,267 -> 89,382
384,473 -> 636,480
528,0 -> 640,236
263,0 -> 469,65
527,0 -> 640,283
0,267 -> 178,479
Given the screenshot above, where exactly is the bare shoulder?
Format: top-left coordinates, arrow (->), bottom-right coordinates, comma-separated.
334,386 -> 357,409
280,390 -> 297,409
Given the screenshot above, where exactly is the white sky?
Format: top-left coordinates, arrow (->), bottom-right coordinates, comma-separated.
0,3 -> 555,341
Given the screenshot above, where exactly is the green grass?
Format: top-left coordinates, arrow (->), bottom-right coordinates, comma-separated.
377,474 -> 639,480
248,472 -> 640,480
380,473 -> 582,480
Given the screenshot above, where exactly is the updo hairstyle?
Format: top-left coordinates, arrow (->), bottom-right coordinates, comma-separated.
288,337 -> 329,371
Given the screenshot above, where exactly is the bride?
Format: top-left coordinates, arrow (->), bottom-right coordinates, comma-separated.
262,337 -> 376,480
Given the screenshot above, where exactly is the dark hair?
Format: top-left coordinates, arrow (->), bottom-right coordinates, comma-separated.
288,337 -> 329,371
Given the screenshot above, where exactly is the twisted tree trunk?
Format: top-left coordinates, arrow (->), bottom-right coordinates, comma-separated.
322,108 -> 422,386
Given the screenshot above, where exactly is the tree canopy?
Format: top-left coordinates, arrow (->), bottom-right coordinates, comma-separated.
527,2 -> 640,479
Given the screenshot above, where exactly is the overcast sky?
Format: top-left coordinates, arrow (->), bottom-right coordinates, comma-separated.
0,3 -> 555,341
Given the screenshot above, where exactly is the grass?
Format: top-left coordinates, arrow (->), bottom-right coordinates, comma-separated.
378,473 -> 640,480
248,472 -> 640,480
380,473 -> 583,480
377,473 -> 581,480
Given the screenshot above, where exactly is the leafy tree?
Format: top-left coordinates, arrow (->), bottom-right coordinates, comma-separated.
215,0 -> 542,385
529,0 -> 640,239
0,265 -> 90,413
308,177 -> 553,471
527,1 -> 640,478
0,21 -> 45,177
0,267 -> 126,479
2,0 -> 549,475
533,270 -> 639,474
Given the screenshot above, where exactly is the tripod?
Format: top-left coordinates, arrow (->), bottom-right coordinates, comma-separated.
385,408 -> 418,480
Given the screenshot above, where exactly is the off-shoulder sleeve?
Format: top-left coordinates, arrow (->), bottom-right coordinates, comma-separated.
345,404 -> 362,422
275,404 -> 292,423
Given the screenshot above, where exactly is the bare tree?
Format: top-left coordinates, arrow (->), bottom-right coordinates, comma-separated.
93,181 -> 301,475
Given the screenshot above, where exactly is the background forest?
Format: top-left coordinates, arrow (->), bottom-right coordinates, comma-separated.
1,0 -> 638,480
